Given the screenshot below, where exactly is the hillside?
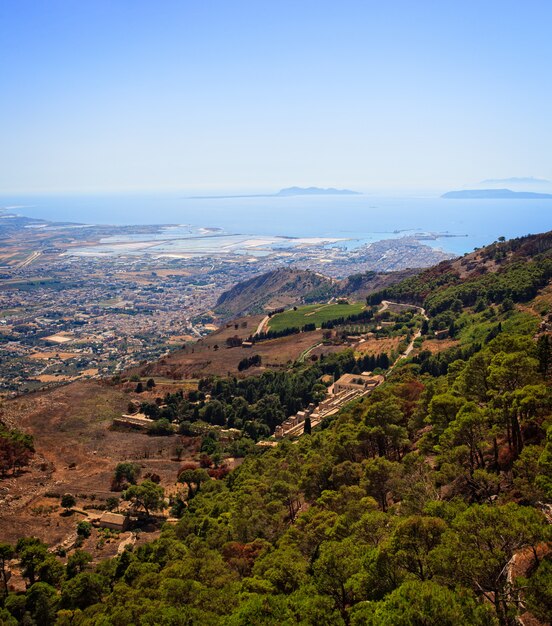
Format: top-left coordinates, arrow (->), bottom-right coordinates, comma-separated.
215,268 -> 337,317
0,231 -> 551,626
215,267 -> 420,318
337,268 -> 419,299
368,230 -> 552,309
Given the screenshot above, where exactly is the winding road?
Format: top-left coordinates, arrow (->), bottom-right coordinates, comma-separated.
254,315 -> 271,336
379,300 -> 428,369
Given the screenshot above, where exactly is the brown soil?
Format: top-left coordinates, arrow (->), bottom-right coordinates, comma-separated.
138,321 -> 341,380
355,337 -> 402,355
420,338 -> 460,354
0,381 -> 198,547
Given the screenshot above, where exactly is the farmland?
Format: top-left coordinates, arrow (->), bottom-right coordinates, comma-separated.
267,301 -> 366,331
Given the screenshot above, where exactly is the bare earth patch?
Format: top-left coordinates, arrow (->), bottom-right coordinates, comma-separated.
420,338 -> 460,353
355,337 -> 402,355
0,381 -> 198,547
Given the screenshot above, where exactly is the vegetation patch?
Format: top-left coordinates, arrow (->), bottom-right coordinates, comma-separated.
268,302 -> 365,332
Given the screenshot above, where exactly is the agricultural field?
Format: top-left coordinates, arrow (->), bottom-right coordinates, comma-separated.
267,301 -> 366,331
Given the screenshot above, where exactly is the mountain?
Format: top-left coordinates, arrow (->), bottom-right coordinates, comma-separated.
215,268 -> 336,317
214,267 -> 420,318
336,268 -> 420,299
1,230 -> 551,625
367,229 -> 552,310
275,186 -> 361,196
218,231 -> 552,321
442,188 -> 552,199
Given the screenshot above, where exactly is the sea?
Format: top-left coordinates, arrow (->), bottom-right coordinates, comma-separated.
2,191 -> 552,256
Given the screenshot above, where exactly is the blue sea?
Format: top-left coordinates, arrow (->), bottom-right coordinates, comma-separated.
2,191 -> 551,256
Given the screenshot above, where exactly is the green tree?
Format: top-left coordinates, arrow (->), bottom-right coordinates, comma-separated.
178,468 -> 210,500
148,418 -> 173,436
536,334 -> 551,378
385,515 -> 447,581
61,493 -> 76,513
251,545 -> 308,594
439,402 -> 488,475
313,539 -> 361,621
363,398 -> 409,459
0,608 -> 18,626
76,520 -> 92,538
252,394 -> 286,432
432,503 -> 548,624
0,543 -> 14,598
3,595 -> 26,623
351,580 -> 495,626
519,555 -> 552,623
536,424 -> 552,498
16,538 -> 63,587
106,496 -> 119,511
114,462 -> 141,487
61,572 -> 106,610
123,480 -> 165,516
455,352 -> 490,403
427,393 -> 465,439
26,582 -> 59,626
66,550 -> 92,579
362,457 -> 401,512
512,445 -> 545,503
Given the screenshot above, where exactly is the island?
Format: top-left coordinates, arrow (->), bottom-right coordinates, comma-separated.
442,188 -> 552,200
189,186 -> 361,199
480,177 -> 550,185
275,186 -> 361,196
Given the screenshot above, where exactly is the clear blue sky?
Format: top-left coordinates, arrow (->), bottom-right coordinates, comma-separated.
1,0 -> 551,192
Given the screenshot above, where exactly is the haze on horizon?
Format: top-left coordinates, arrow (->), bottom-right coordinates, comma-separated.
1,0 -> 551,194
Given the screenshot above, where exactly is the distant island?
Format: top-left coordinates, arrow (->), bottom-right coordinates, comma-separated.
442,188 -> 552,200
276,186 -> 360,196
188,186 -> 361,200
480,177 -> 550,185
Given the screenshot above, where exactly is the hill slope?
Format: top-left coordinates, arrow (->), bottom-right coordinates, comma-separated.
215,268 -> 336,317
367,230 -> 552,310
1,230 -> 551,625
215,267 -> 421,318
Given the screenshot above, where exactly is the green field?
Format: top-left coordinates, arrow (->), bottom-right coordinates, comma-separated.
267,302 -> 366,332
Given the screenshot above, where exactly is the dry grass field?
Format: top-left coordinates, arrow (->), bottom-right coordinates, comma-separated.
420,338 -> 460,353
137,315 -> 343,380
0,381 -> 198,547
354,336 -> 402,356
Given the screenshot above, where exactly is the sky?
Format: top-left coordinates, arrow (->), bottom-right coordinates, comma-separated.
1,0 -> 552,193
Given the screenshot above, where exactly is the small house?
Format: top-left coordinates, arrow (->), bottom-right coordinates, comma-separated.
98,512 -> 129,531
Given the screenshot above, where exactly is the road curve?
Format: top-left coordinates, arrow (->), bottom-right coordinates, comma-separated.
378,301 -> 428,368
